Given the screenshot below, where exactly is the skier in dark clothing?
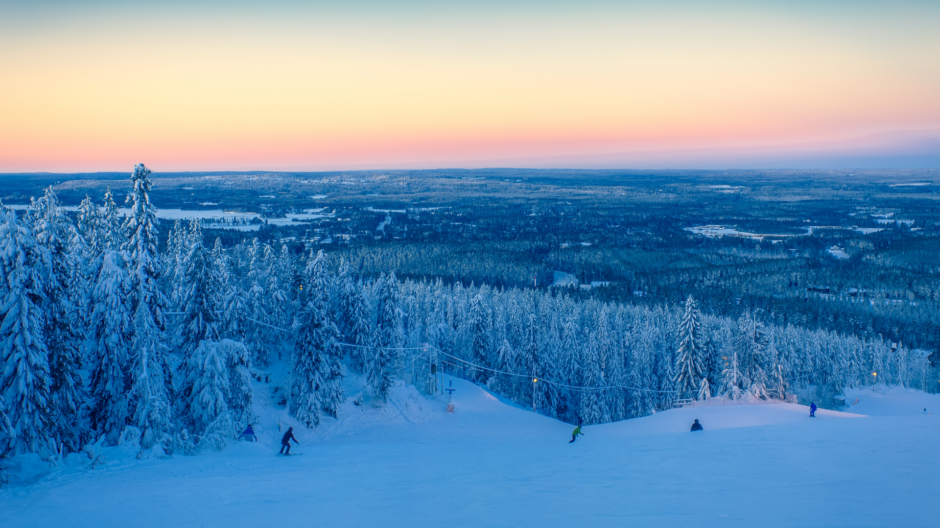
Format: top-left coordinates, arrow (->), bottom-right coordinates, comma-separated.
690,419 -> 703,432
809,402 -> 817,417
280,427 -> 299,454
569,420 -> 584,443
240,424 -> 258,442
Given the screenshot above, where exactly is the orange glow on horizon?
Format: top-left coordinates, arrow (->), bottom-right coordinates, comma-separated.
1,3 -> 939,171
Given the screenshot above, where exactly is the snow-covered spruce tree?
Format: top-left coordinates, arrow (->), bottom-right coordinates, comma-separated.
0,394 -> 15,455
189,341 -> 234,447
347,285 -> 373,372
0,394 -> 14,486
468,293 -> 491,384
217,239 -> 249,343
700,331 -> 720,396
30,187 -> 86,451
697,377 -> 711,400
177,223 -> 220,358
673,295 -> 704,400
245,240 -> 271,365
735,314 -> 769,399
495,338 -> 516,394
264,244 -> 289,334
99,187 -> 124,251
174,228 -> 224,429
374,272 -> 405,370
290,251 -> 343,426
217,339 -> 254,430
0,211 -> 53,454
277,244 -> 299,305
76,195 -> 103,258
522,313 -> 546,412
768,340 -> 788,400
164,219 -> 186,311
368,339 -> 393,405
579,333 -> 606,425
605,311 -> 628,422
558,313 -> 582,422
87,251 -> 133,445
122,164 -> 173,448
627,327 -> 655,418
333,259 -> 354,338
721,349 -> 744,400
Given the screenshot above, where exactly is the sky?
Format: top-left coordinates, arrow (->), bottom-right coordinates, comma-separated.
1,0 -> 939,172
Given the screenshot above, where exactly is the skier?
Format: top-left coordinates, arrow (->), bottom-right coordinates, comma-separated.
690,419 -> 703,432
569,420 -> 584,443
240,424 -> 258,442
280,427 -> 299,454
809,402 -> 817,417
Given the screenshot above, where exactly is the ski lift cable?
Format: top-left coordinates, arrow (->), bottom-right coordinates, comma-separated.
244,317 -> 820,393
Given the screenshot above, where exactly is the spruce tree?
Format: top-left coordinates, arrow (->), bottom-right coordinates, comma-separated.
218,339 -> 254,430
375,272 -> 405,369
368,340 -> 393,404
735,314 -> 769,399
579,333 -> 606,425
87,251 -> 133,444
673,295 -> 704,399
100,187 -> 124,251
190,341 -> 234,445
290,251 -> 343,425
76,195 -> 102,258
0,211 -> 53,454
123,164 -> 172,448
348,285 -> 373,372
0,394 -> 15,455
722,349 -> 744,400
177,224 -> 220,358
558,314 -> 582,422
468,293 -> 491,383
30,188 -> 86,451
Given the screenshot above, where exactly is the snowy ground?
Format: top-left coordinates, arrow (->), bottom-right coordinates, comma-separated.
2,375 -> 938,527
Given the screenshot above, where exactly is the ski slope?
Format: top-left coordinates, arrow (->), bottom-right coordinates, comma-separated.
2,376 -> 938,528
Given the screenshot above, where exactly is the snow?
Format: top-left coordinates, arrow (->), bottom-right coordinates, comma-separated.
827,246 -> 850,259
842,386 -> 940,416
2,376 -> 938,527
550,270 -> 578,287
685,225 -> 797,241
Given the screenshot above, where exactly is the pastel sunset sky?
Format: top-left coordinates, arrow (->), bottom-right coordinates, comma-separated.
2,0 -> 939,172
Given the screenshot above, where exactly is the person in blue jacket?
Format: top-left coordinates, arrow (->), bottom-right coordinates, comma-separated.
809,402 -> 817,417
240,424 -> 258,442
690,419 -> 703,431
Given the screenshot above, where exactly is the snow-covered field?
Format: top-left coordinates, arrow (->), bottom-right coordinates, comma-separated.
2,377 -> 938,527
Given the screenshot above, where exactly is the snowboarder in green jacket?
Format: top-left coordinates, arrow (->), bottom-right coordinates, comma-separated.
569,420 -> 584,443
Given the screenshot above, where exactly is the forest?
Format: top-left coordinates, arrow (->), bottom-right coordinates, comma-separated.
1,165 -> 938,477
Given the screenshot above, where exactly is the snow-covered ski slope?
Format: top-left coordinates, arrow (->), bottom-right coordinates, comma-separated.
2,377 -> 939,528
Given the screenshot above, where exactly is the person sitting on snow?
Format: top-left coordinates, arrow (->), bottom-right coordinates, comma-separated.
280,427 -> 299,454
569,420 -> 584,443
809,402 -> 817,417
240,424 -> 258,442
690,419 -> 703,432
